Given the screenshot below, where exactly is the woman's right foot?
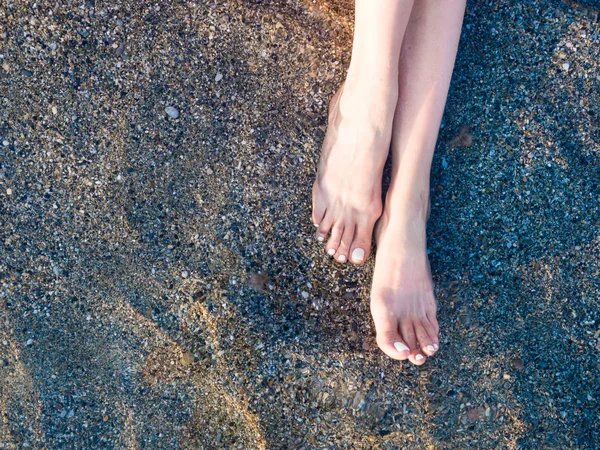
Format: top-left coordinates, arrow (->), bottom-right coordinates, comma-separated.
312,79 -> 397,264
370,192 -> 439,366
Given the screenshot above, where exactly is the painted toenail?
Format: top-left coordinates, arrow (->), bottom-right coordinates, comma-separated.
351,248 -> 365,262
433,344 -> 439,350
338,255 -> 346,262
328,248 -> 335,256
317,236 -> 324,242
394,342 -> 409,353
415,354 -> 424,361
427,345 -> 435,352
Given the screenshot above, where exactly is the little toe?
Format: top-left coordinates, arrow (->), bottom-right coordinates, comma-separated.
349,224 -> 372,264
311,184 -> 326,227
326,222 -> 344,257
422,315 -> 440,353
414,322 -> 436,357
374,318 -> 410,361
335,224 -> 355,263
316,212 -> 334,243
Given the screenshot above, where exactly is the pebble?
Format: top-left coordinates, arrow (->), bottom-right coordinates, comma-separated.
215,73 -> 223,82
181,270 -> 189,278
165,106 -> 179,118
77,28 -> 90,38
52,106 -> 58,115
301,291 -> 309,299
6,188 -> 12,195
562,62 -> 570,71
49,42 -> 58,51
26,339 -> 33,346
116,44 -> 125,56
539,361 -> 549,369
2,140 -> 8,146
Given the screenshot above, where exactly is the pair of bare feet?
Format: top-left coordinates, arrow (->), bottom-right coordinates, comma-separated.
312,81 -> 438,366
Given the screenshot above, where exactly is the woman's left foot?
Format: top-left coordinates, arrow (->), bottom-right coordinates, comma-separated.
370,198 -> 439,365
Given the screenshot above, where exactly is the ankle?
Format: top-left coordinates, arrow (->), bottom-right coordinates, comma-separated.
384,187 -> 430,225
342,69 -> 398,110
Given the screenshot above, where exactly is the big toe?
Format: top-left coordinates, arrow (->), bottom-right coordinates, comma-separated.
374,317 -> 410,361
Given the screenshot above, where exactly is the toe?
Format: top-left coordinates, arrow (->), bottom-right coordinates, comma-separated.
316,211 -> 334,243
374,316 -> 409,361
335,224 -> 355,263
400,320 -> 426,366
349,223 -> 372,264
311,183 -> 326,227
414,321 -> 436,357
423,313 -> 440,353
326,222 -> 344,257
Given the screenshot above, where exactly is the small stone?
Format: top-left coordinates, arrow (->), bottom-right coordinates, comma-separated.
6,188 -> 12,195
215,73 -> 223,82
181,351 -> 194,367
181,270 -> 189,278
503,373 -> 511,380
301,291 -> 309,299
2,140 -> 8,147
22,69 -> 33,77
467,407 -> 483,421
0,358 -> 7,367
49,42 -> 58,51
77,28 -> 90,38
52,106 -> 58,115
165,106 -> 179,118
562,62 -> 570,71
2,63 -> 9,72
511,358 -> 524,369
26,339 -> 33,346
116,44 -> 125,56
539,361 -> 549,369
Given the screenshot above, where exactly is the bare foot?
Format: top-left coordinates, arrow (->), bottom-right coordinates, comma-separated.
312,80 -> 397,264
370,201 -> 439,365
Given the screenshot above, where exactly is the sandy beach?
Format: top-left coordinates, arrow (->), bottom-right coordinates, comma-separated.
0,0 -> 599,448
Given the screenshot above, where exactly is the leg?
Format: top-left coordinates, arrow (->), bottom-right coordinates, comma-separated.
370,0 -> 466,365
312,0 -> 415,264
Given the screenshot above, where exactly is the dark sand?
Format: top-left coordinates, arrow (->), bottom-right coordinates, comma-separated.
0,0 -> 599,448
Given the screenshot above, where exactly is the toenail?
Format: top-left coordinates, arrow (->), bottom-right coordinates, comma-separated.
433,344 -> 439,350
351,248 -> 365,262
338,255 -> 346,262
415,354 -> 424,361
314,223 -> 319,227
426,345 -> 435,352
394,342 -> 409,353
317,236 -> 324,242
328,249 -> 335,256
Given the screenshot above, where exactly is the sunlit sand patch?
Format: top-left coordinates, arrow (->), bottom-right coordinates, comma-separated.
0,313 -> 48,448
